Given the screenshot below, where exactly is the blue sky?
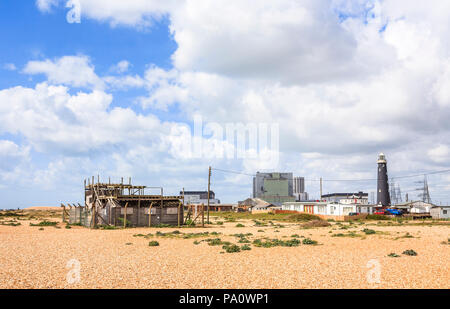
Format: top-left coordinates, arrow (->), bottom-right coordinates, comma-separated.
1,1 -> 450,208
0,1 -> 175,108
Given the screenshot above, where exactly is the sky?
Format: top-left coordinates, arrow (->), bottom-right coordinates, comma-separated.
1,0 -> 450,208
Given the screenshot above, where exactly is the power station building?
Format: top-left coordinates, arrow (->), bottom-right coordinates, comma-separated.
377,153 -> 391,206
293,176 -> 309,201
253,172 -> 295,205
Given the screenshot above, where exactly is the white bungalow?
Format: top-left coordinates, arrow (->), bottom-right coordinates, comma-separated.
430,206 -> 450,219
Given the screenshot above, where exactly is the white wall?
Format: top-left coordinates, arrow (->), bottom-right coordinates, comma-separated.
283,202 -> 359,216
431,207 -> 450,219
282,203 -> 304,212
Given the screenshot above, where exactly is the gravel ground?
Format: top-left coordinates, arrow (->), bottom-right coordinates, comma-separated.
0,217 -> 448,289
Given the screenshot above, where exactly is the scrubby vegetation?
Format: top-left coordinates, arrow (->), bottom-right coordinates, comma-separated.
402,249 -> 417,256
331,232 -> 362,238
0,211 -> 25,218
206,238 -> 231,246
213,212 -> 322,223
394,232 -> 415,240
97,225 -> 118,230
301,220 -> 330,229
134,230 -> 221,239
30,220 -> 58,227
223,244 -> 241,253
366,214 -> 391,220
253,220 -> 267,226
302,238 -> 318,245
362,228 -> 376,235
387,253 -> 400,258
0,220 -> 21,226
252,238 -> 301,248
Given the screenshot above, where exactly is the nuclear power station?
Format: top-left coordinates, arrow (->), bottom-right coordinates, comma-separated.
377,153 -> 391,206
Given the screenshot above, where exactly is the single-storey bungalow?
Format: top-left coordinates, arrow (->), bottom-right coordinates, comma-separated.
239,198 -> 279,213
430,206 -> 450,219
394,201 -> 435,214
282,202 -> 376,219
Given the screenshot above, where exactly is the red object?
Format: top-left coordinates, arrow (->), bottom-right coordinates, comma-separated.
374,210 -> 385,215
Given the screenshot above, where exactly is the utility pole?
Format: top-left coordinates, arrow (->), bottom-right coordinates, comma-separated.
320,177 -> 323,201
207,166 -> 211,224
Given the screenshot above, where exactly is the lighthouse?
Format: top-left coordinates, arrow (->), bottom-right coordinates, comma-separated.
377,153 -> 390,206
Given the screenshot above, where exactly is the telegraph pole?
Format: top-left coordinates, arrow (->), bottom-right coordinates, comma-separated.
207,166 -> 211,224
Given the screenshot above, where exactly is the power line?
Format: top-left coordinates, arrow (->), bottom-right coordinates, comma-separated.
211,168 -> 255,177
392,169 -> 450,180
211,167 -> 450,182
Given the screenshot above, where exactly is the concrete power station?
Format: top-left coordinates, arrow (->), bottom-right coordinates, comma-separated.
377,153 -> 391,206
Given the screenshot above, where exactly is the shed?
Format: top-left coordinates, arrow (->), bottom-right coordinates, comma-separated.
430,206 -> 450,219
65,178 -> 184,228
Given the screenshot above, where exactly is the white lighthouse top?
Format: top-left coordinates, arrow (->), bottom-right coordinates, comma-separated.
377,153 -> 387,164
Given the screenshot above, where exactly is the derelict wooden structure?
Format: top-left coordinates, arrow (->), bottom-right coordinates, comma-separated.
63,176 -> 184,228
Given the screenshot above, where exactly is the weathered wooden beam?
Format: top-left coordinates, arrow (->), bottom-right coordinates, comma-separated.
123,202 -> 128,228
137,193 -> 141,226
61,204 -> 66,222
178,201 -> 181,227
148,202 -> 154,227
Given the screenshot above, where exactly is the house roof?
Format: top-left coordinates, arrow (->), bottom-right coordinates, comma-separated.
394,201 -> 435,207
239,198 -> 273,208
321,192 -> 368,198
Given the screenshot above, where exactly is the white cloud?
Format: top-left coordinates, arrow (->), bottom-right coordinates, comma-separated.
23,55 -> 105,90
36,0 -> 177,28
0,140 -> 29,170
3,63 -> 17,71
169,0 -> 373,84
20,0 -> 450,204
0,82 -> 166,155
36,0 -> 59,12
103,74 -> 145,90
428,145 -> 450,164
0,140 -> 30,185
110,60 -> 131,74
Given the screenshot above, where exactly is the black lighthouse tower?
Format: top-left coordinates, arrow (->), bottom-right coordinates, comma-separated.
377,153 -> 390,206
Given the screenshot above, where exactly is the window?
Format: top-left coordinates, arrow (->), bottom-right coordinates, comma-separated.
343,207 -> 353,215
317,206 -> 326,214
444,210 -> 448,215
